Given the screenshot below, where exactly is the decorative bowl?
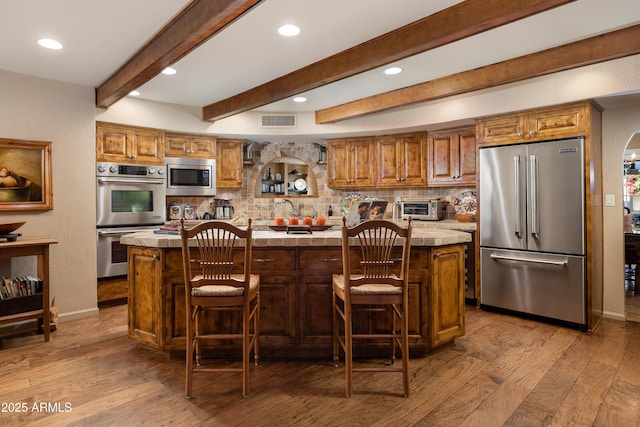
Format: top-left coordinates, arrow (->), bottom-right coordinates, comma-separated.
0,222 -> 26,234
455,213 -> 476,222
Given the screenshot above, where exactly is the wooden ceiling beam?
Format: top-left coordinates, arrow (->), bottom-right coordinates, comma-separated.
96,0 -> 263,109
315,24 -> 640,124
202,0 -> 575,122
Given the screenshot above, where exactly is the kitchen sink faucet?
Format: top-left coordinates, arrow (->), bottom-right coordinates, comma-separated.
281,199 -> 300,217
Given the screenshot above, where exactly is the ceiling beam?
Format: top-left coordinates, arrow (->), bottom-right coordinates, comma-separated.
315,24 -> 640,123
95,0 -> 263,109
202,0 -> 575,122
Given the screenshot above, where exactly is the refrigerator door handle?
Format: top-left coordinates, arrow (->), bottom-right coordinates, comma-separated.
514,155 -> 521,237
489,253 -> 568,266
530,154 -> 539,238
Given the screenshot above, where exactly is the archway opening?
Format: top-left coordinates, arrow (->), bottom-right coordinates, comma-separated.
622,131 -> 640,321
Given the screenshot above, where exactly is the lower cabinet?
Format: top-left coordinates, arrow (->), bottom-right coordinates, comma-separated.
127,244 -> 465,357
128,247 -> 163,348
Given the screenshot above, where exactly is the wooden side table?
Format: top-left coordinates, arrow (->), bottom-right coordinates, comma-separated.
0,237 -> 58,342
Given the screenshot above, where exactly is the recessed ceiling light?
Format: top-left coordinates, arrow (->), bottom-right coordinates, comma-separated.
278,24 -> 300,37
293,96 -> 307,103
161,67 -> 176,75
37,38 -> 63,50
384,67 -> 403,75
129,90 -> 140,97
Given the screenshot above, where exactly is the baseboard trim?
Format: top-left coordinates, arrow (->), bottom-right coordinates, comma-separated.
59,307 -> 99,322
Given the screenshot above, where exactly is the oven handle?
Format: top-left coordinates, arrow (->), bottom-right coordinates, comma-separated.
98,228 -> 152,236
97,177 -> 164,185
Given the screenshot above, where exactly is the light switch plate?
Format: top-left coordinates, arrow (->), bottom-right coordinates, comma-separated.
605,194 -> 615,207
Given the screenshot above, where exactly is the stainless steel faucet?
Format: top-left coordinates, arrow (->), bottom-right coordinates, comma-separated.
281,199 -> 299,217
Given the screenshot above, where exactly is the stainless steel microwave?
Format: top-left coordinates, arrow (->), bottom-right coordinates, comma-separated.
401,199 -> 447,221
165,157 -> 216,196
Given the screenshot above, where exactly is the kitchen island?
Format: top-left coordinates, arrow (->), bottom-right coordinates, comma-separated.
122,225 -> 471,358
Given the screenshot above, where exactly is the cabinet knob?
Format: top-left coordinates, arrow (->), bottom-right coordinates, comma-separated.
529,130 -> 536,136
518,132 -> 524,137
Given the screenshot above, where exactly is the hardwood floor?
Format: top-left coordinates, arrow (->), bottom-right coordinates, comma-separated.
1,305 -> 640,426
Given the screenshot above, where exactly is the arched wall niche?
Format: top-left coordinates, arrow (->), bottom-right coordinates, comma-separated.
249,142 -> 324,199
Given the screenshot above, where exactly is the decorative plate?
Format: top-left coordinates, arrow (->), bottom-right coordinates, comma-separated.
338,192 -> 369,216
293,178 -> 307,191
454,191 -> 477,215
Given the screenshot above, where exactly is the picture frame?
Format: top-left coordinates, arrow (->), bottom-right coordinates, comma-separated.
0,138 -> 53,211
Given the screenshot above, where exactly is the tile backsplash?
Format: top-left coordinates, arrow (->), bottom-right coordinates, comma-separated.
166,141 -> 475,222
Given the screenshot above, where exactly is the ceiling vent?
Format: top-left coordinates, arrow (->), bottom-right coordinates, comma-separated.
260,114 -> 296,128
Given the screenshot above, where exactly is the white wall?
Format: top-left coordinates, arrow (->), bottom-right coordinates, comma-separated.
0,69 -> 98,320
602,104 -> 640,320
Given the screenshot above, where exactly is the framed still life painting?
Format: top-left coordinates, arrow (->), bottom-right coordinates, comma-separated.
0,138 -> 53,211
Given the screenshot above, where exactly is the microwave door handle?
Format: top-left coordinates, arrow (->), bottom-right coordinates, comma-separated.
514,155 -> 521,237
97,177 -> 164,185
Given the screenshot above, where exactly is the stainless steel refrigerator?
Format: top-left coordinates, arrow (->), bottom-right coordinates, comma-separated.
479,137 -> 587,329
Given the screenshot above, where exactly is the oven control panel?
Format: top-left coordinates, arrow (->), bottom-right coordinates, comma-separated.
97,162 -> 165,177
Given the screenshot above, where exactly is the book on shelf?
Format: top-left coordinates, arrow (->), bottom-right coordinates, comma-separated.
0,276 -> 42,299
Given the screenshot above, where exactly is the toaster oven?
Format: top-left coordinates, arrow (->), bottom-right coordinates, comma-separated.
401,199 -> 447,221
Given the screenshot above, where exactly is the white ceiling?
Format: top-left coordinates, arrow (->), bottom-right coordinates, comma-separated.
1,0 -> 640,117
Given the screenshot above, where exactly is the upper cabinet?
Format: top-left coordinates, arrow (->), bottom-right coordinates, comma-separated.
376,132 -> 427,187
96,122 -> 164,165
216,138 -> 243,189
427,126 -> 476,187
476,103 -> 587,146
327,137 -> 375,189
164,133 -> 216,158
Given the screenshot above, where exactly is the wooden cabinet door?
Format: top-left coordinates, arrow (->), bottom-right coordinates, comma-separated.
476,114 -> 526,145
327,138 -> 374,188
401,132 -> 427,185
216,139 -> 243,189
429,245 -> 465,347
96,124 -> 130,162
131,128 -> 164,164
428,132 -> 456,186
428,127 -> 476,187
457,130 -> 477,185
298,248 -> 342,346
350,139 -> 375,187
164,134 -> 189,157
376,135 -> 400,186
165,134 -> 216,158
190,137 -> 216,158
529,104 -> 586,141
253,249 -> 297,345
327,140 -> 350,187
128,247 -> 163,348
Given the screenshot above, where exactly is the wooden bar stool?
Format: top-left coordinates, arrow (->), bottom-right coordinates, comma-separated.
180,218 -> 260,398
332,216 -> 412,397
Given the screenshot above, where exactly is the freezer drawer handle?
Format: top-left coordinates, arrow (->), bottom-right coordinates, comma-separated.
489,253 -> 568,266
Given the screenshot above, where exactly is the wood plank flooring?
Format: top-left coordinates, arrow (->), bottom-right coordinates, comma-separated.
1,305 -> 640,426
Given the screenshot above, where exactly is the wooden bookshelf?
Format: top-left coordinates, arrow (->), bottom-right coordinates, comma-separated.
0,237 -> 58,342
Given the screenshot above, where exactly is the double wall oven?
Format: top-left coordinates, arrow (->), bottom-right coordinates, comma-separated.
96,162 -> 165,279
